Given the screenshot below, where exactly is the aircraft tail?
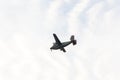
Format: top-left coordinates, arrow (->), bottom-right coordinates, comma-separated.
70,35 -> 77,45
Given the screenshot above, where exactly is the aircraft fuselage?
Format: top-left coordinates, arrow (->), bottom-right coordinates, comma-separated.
50,41 -> 72,50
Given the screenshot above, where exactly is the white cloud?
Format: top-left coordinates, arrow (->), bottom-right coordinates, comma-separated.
0,0 -> 120,80
67,0 -> 89,35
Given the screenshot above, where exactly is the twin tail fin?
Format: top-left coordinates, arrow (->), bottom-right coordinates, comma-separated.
70,35 -> 77,45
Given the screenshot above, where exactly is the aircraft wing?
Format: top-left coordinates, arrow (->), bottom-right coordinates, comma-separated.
61,48 -> 66,52
53,33 -> 62,45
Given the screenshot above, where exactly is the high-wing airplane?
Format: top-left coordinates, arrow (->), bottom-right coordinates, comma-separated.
50,33 -> 77,52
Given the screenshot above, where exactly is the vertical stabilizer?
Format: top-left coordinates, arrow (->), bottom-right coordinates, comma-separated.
70,35 -> 77,45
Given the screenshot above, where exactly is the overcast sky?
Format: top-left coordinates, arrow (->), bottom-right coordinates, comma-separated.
0,0 -> 120,80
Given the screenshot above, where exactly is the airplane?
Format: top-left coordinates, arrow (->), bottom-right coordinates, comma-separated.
50,33 -> 77,52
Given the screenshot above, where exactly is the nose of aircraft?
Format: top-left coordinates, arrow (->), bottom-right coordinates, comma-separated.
50,47 -> 53,51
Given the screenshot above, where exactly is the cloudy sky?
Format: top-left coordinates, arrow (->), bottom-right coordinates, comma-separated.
0,0 -> 120,80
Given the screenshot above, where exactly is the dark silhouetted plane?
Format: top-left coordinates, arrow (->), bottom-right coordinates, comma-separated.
50,33 -> 77,52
